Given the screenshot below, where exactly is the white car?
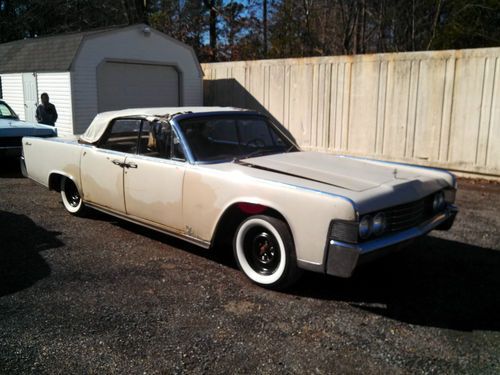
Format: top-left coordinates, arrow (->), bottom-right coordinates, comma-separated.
0,99 -> 57,157
21,107 -> 458,289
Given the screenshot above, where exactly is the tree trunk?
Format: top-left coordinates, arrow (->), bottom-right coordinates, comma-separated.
263,0 -> 268,58
203,0 -> 217,61
427,0 -> 443,50
135,0 -> 147,24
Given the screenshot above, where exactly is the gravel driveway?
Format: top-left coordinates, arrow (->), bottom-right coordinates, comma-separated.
1,158 -> 499,374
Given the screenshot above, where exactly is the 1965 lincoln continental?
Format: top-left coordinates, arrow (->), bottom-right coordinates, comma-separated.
22,107 -> 458,289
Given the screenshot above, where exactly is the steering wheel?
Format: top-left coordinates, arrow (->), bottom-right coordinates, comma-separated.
245,138 -> 266,148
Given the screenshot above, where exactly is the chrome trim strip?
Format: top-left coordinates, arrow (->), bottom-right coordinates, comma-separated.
85,202 -> 211,249
332,205 -> 458,255
128,153 -> 186,166
86,147 -> 128,157
169,119 -> 195,164
0,146 -> 22,150
20,155 -> 28,178
297,259 -> 324,273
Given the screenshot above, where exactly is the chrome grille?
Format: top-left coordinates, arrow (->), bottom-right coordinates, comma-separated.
384,195 -> 434,232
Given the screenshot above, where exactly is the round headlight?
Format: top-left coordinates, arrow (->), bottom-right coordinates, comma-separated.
433,191 -> 445,212
372,212 -> 387,235
359,215 -> 373,239
439,194 -> 445,209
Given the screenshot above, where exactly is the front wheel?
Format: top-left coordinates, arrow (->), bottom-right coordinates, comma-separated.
233,215 -> 302,290
60,176 -> 85,215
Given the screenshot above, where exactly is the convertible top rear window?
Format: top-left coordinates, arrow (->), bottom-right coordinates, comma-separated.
177,115 -> 298,162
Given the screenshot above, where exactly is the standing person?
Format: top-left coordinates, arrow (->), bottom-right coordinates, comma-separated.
35,93 -> 58,126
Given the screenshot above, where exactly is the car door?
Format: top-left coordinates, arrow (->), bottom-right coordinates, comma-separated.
80,118 -> 142,214
123,120 -> 187,231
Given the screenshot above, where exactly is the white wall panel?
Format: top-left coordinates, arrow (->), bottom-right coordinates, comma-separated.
0,74 -> 25,120
36,72 -> 74,138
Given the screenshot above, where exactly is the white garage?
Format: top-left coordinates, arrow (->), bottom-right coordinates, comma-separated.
0,24 -> 203,137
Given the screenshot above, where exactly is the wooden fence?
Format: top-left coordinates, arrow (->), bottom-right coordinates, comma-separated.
202,48 -> 500,178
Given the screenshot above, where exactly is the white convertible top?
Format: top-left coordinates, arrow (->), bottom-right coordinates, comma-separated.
79,106 -> 244,144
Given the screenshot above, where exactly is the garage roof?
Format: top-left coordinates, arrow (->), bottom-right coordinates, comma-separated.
0,24 -> 202,75
0,27 -> 114,74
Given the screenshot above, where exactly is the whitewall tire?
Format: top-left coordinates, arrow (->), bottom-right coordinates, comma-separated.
233,215 -> 302,290
60,176 -> 85,215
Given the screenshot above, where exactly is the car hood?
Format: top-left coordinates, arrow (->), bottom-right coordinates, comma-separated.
239,152 -> 423,192
0,118 -> 57,137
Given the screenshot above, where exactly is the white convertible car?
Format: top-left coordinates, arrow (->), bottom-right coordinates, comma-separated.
22,107 -> 458,289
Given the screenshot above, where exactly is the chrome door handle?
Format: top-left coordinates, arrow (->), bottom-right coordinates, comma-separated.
111,159 -> 124,167
25,141 -> 32,146
125,162 -> 138,169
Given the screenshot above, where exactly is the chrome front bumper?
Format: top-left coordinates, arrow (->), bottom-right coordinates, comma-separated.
326,204 -> 458,277
19,155 -> 28,177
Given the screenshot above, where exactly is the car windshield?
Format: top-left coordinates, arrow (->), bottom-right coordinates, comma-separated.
177,115 -> 298,163
0,102 -> 18,119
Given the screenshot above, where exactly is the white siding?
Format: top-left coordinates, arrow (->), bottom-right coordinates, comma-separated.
36,72 -> 74,138
0,73 -> 25,120
184,78 -> 203,106
72,26 -> 203,134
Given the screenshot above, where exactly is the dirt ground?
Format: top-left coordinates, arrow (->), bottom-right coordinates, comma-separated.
1,158 -> 499,374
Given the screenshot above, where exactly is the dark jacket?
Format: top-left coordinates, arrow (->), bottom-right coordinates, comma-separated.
36,103 -> 58,126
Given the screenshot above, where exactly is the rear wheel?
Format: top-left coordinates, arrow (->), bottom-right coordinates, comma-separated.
60,176 -> 85,215
233,215 -> 302,290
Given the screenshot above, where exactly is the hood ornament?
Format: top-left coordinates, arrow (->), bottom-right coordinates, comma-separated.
393,168 -> 398,179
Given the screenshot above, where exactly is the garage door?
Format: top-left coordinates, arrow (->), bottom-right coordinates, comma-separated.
97,62 -> 179,112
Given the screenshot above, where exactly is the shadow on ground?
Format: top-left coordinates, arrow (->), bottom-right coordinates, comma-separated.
0,211 -> 64,296
108,214 -> 237,268
291,236 -> 500,331
83,208 -> 500,332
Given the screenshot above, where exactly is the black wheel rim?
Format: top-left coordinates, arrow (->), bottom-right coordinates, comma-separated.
64,180 -> 81,207
243,226 -> 281,275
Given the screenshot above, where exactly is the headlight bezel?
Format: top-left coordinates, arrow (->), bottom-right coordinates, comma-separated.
358,215 -> 373,240
331,212 -> 388,244
331,190 -> 452,244
372,212 -> 387,236
433,191 -> 446,212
